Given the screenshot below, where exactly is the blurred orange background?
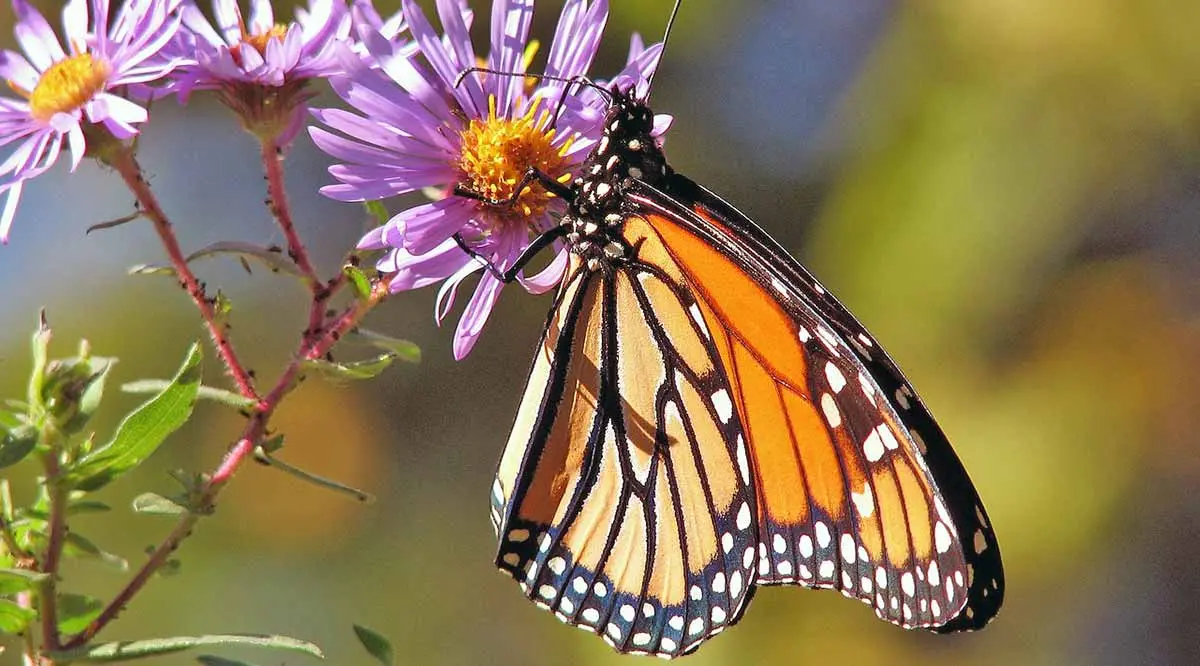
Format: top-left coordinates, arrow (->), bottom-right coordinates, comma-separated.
2,1 -> 1198,664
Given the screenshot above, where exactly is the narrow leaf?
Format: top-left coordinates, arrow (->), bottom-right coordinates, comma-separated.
86,211 -> 142,234
131,492 -> 187,516
57,593 -> 104,634
0,568 -> 49,594
67,500 -> 112,515
186,241 -> 304,278
351,329 -> 421,364
28,310 -> 51,408
47,633 -> 324,662
301,353 -> 397,381
363,200 -> 389,225
255,448 -> 373,503
353,625 -> 394,666
343,264 -> 372,301
0,598 -> 36,633
67,344 -> 202,491
128,263 -> 178,277
122,380 -> 256,410
63,533 -> 128,570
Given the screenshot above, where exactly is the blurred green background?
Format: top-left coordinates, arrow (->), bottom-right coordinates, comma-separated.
3,0 -> 1199,664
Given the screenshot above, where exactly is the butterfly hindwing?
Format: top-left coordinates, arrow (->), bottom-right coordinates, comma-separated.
493,252 -> 758,657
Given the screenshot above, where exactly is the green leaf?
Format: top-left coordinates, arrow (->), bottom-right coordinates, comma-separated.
66,344 -> 202,491
64,533 -> 128,571
131,492 -> 187,516
122,380 -> 256,410
0,424 -> 38,469
301,353 -> 398,381
258,434 -> 285,454
67,500 -> 112,515
57,593 -> 104,634
344,263 -> 372,301
186,241 -> 305,278
128,263 -> 178,277
351,329 -> 421,364
363,200 -> 389,226
47,633 -> 324,663
86,211 -> 142,235
0,598 -> 36,634
29,310 -> 52,409
353,624 -> 394,666
254,448 -> 373,503
0,568 -> 49,594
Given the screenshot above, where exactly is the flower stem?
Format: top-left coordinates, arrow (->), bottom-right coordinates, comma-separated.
107,147 -> 261,405
36,427 -> 70,654
261,139 -> 321,292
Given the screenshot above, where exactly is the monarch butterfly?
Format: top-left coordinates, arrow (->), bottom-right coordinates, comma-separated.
471,21 -> 1003,663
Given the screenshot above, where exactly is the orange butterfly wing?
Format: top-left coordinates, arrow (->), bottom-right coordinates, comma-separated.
629,174 -> 1003,631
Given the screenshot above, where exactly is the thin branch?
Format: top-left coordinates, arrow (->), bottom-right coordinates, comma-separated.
107,148 -> 262,405
36,435 -> 69,653
261,139 -> 321,292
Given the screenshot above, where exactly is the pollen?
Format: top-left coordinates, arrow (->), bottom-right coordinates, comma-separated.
457,96 -> 574,223
231,24 -> 289,67
26,53 -> 110,123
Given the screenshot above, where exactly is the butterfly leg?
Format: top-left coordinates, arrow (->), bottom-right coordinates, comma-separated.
453,225 -> 569,284
454,166 -> 575,206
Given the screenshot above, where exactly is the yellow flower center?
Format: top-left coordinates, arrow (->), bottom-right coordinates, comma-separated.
457,96 -> 574,223
25,53 -> 110,122
232,24 -> 289,66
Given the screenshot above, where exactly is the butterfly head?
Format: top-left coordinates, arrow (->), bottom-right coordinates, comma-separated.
563,86 -> 670,269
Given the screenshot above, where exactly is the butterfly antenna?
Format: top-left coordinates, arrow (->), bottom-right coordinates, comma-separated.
644,0 -> 683,100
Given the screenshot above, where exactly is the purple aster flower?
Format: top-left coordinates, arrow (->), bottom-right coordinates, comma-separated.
165,0 -> 353,143
0,0 -> 184,244
312,0 -> 667,359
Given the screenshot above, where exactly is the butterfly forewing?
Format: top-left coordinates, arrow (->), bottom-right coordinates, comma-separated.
493,252 -> 759,657
627,174 -> 1002,630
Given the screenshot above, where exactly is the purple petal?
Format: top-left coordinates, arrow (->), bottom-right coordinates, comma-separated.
487,0 -> 533,116
453,272 -> 504,359
12,0 -> 66,71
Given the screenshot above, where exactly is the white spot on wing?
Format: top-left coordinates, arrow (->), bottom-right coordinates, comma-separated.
711,389 -> 733,423
851,483 -> 875,517
935,522 -> 952,554
863,429 -> 885,462
729,570 -> 744,597
820,393 -> 842,428
815,521 -> 831,548
840,534 -> 857,564
736,502 -> 751,530
825,362 -> 847,393
687,303 -> 710,339
816,325 -> 841,357
878,424 -> 899,451
736,435 -> 751,485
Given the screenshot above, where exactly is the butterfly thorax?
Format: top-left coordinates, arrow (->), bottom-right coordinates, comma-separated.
563,87 -> 671,270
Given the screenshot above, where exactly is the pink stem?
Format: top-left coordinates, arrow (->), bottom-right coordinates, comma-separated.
109,149 -> 262,405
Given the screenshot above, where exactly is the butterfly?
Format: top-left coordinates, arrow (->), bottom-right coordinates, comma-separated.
469,44 -> 1003,665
